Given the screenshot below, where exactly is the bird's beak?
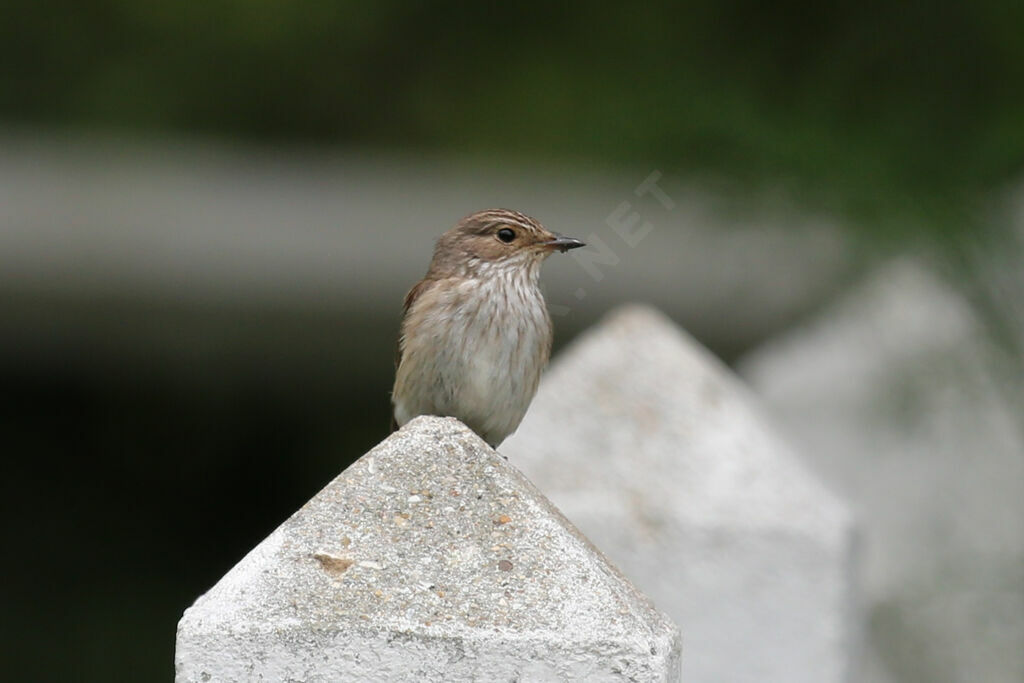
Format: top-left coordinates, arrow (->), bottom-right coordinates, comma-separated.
542,233 -> 586,253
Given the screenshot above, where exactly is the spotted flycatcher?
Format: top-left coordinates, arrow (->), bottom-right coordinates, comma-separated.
391,209 -> 585,447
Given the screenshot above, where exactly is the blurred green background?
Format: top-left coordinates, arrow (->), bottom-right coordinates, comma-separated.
4,1 -> 1024,237
2,2 -> 1023,681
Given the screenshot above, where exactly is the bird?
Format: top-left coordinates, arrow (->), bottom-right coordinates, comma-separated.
391,209 -> 585,448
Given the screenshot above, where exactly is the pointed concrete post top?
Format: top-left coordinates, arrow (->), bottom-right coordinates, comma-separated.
504,304 -> 851,539
177,415 -> 680,681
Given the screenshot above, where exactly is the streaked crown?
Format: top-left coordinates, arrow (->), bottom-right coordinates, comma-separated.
427,209 -> 562,277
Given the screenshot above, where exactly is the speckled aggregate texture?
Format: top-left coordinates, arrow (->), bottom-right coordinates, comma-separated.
502,305 -> 857,683
175,416 -> 680,682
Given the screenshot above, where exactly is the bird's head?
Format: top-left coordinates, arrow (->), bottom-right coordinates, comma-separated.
428,209 -> 585,278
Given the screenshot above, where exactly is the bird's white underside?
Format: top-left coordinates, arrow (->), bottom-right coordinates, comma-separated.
393,259 -> 552,447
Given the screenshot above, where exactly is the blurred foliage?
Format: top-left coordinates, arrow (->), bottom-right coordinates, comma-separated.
3,0 -> 1024,237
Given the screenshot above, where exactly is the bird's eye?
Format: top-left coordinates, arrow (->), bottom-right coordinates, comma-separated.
497,228 -> 516,243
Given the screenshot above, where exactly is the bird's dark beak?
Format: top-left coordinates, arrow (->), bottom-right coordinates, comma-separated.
543,233 -> 586,253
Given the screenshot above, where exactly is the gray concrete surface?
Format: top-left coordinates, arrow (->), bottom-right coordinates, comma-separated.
502,305 -> 857,683
175,415 -> 681,682
741,261 -> 1024,683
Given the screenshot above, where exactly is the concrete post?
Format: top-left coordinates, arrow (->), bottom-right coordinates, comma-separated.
741,261 -> 1024,682
175,415 -> 681,682
502,305 -> 858,683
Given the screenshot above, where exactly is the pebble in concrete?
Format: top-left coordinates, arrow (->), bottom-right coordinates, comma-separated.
502,305 -> 857,683
175,415 -> 681,682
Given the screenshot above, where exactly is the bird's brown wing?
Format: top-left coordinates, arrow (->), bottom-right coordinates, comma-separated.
391,277 -> 435,432
395,277 -> 435,369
